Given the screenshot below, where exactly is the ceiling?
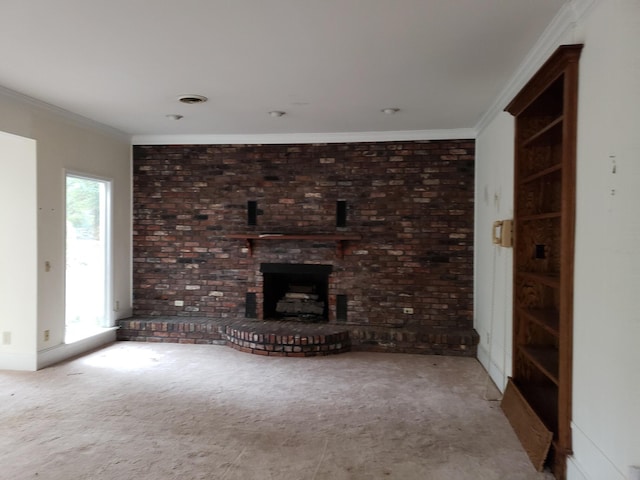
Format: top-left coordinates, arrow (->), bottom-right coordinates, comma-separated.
0,1 -> 568,139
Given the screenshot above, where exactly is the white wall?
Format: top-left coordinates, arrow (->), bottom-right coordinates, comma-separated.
474,112 -> 514,391
474,1 -> 640,478
0,131 -> 37,370
569,1 -> 640,478
0,89 -> 132,371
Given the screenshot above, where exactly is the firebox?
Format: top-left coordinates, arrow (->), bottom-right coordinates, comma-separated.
260,263 -> 332,322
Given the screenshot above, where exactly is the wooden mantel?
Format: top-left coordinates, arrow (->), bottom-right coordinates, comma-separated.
225,233 -> 361,258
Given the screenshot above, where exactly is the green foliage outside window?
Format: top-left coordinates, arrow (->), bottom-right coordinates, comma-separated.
66,177 -> 101,240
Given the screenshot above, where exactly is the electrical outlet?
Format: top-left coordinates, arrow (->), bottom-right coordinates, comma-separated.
403,307 -> 414,314
175,300 -> 184,307
44,330 -> 50,342
2,332 -> 11,345
114,300 -> 120,312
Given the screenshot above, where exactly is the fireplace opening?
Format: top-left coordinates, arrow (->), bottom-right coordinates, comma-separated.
260,263 -> 332,322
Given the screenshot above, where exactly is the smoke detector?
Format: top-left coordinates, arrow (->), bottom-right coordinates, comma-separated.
178,94 -> 208,104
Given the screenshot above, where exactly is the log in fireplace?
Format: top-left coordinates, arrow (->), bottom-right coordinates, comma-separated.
260,263 -> 332,322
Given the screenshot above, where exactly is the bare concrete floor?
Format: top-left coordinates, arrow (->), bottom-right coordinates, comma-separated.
0,343 -> 553,480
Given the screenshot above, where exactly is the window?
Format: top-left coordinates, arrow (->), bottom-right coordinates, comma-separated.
65,173 -> 112,343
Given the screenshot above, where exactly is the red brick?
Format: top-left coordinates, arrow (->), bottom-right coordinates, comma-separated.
132,140 -> 476,355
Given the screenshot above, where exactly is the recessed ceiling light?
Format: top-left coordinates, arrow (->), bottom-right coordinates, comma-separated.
178,94 -> 208,104
268,111 -> 286,117
381,108 -> 400,114
166,114 -> 183,120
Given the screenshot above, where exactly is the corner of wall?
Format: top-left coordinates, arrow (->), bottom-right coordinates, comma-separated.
568,423 -> 627,480
0,352 -> 38,371
476,343 -> 507,392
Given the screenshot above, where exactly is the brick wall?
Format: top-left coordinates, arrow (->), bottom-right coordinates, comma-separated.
132,140 -> 476,353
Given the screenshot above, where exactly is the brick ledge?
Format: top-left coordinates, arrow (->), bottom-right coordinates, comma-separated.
117,317 -> 478,357
118,317 -> 350,357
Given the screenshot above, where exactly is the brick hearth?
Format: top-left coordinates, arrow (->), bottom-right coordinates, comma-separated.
118,317 -> 350,357
224,320 -> 350,357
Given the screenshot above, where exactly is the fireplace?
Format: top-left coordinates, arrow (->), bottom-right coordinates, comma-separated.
260,263 -> 332,322
132,140 -> 478,355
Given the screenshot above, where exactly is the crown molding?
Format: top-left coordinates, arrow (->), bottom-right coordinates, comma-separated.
475,0 -> 598,135
0,84 -> 129,142
132,128 -> 476,146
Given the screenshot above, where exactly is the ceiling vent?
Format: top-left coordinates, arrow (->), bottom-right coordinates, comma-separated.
178,94 -> 208,104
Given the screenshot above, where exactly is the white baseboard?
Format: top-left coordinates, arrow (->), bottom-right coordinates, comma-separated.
37,328 -> 117,370
567,422 -> 626,480
476,343 -> 507,392
115,308 -> 133,321
0,351 -> 38,371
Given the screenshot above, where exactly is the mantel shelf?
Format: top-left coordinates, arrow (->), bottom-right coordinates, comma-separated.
225,233 -> 362,258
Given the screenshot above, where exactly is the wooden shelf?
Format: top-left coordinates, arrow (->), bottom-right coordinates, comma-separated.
520,163 -> 562,185
522,115 -> 563,147
513,379 -> 559,434
517,271 -> 560,288
502,379 -> 554,471
519,345 -> 559,385
225,233 -> 361,258
519,212 -> 561,222
517,307 -> 560,336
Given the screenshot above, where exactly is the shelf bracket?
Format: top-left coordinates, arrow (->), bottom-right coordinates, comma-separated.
245,238 -> 254,256
337,240 -> 349,259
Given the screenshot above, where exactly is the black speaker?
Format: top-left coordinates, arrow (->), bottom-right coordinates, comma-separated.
245,292 -> 257,318
336,200 -> 347,227
336,294 -> 347,322
247,200 -> 257,226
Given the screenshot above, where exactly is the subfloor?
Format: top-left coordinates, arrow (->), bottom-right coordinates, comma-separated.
0,342 -> 554,480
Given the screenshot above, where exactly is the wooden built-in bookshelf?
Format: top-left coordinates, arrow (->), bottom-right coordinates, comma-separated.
502,44 -> 582,480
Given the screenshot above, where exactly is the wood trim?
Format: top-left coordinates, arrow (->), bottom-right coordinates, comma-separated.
505,45 -> 583,116
557,52 -> 580,464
